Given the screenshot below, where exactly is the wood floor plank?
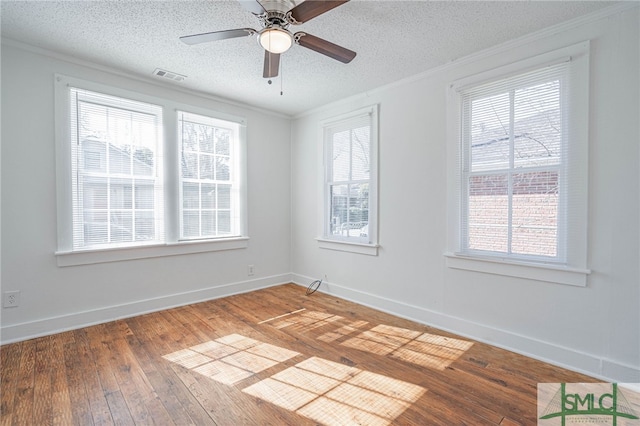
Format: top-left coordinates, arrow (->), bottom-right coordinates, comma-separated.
73,327 -> 116,426
61,331 -> 95,426
11,339 -> 36,426
101,320 -> 172,425
0,283 -> 606,425
32,336 -> 54,425
0,341 -> 22,426
50,333 -> 74,426
126,313 -> 215,425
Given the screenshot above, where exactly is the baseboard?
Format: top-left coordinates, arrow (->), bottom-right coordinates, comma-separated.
0,273 -> 293,345
291,273 -> 640,383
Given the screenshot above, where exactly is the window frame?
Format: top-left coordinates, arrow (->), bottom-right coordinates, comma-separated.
445,42 -> 591,286
54,75 -> 248,267
317,105 -> 379,256
460,66 -> 568,263
68,87 -> 165,250
177,110 -> 242,241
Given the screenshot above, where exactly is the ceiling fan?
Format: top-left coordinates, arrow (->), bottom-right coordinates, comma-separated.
180,0 -> 356,79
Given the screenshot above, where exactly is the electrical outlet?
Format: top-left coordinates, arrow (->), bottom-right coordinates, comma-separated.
248,265 -> 255,276
3,291 -> 20,308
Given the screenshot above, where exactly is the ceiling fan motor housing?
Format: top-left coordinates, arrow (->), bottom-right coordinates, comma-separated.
259,0 -> 297,16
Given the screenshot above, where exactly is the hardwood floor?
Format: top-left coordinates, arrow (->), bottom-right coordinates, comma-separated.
1,283 -> 598,425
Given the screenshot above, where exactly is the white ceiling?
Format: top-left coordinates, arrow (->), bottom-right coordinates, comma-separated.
1,0 -> 616,116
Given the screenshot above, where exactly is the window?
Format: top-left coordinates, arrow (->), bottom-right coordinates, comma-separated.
178,112 -> 241,240
55,75 -> 247,266
69,88 -> 164,250
318,105 -> 378,255
447,43 -> 590,286
461,66 -> 566,261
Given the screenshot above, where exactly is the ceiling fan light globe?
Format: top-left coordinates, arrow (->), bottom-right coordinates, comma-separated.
259,28 -> 292,54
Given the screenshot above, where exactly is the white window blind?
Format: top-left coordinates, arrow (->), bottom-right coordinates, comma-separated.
324,113 -> 373,244
69,88 -> 164,250
459,62 -> 570,262
178,111 -> 241,240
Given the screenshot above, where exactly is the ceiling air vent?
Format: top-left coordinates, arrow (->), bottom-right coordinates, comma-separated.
153,68 -> 186,82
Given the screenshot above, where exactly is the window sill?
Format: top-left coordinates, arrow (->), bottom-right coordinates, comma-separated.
316,238 -> 379,256
444,252 -> 590,287
56,237 -> 249,267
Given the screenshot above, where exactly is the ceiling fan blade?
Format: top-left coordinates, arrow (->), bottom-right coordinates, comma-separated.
263,51 -> 280,78
294,32 -> 356,63
289,0 -> 349,24
180,28 -> 256,45
238,0 -> 267,15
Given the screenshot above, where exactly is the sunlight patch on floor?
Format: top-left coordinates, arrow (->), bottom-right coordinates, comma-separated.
342,324 -> 474,370
243,356 -> 426,426
271,310 -> 344,331
162,333 -> 300,385
165,334 -> 427,425
317,320 -> 370,343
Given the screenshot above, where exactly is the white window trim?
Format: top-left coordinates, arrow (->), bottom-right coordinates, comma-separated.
445,42 -> 591,286
55,238 -> 250,267
317,105 -> 379,256
177,111 -> 243,241
316,238 -> 380,256
54,74 -> 248,267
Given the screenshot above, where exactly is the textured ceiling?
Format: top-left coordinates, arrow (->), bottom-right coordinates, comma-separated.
1,0 -> 617,116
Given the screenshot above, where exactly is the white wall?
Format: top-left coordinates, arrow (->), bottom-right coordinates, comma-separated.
2,5 -> 638,384
291,6 -> 639,382
1,43 -> 292,342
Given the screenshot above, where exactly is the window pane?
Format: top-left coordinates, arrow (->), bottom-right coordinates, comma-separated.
135,211 -> 155,241
83,179 -> 107,210
514,81 -> 561,168
82,141 -> 106,172
182,211 -> 199,238
201,184 -> 216,209
332,131 -> 350,182
199,125 -> 215,154
109,144 -> 132,175
216,129 -> 231,155
133,147 -> 154,175
182,122 -> 199,152
351,127 -> 370,181
218,184 -> 231,209
511,171 -> 558,256
135,181 -> 154,210
110,179 -> 132,209
199,154 -> 214,180
330,184 -> 348,235
79,103 -> 108,140
183,182 -> 199,209
84,211 -> 108,245
182,153 -> 198,179
202,211 -> 216,236
110,212 -> 132,243
216,156 -> 230,181
468,174 -> 508,252
349,183 -> 368,226
218,211 -> 231,234
470,92 -> 510,172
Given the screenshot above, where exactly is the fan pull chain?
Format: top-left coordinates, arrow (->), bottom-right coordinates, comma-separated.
280,56 -> 284,96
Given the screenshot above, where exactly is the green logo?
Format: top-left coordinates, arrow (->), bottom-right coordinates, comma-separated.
539,383 -> 639,425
